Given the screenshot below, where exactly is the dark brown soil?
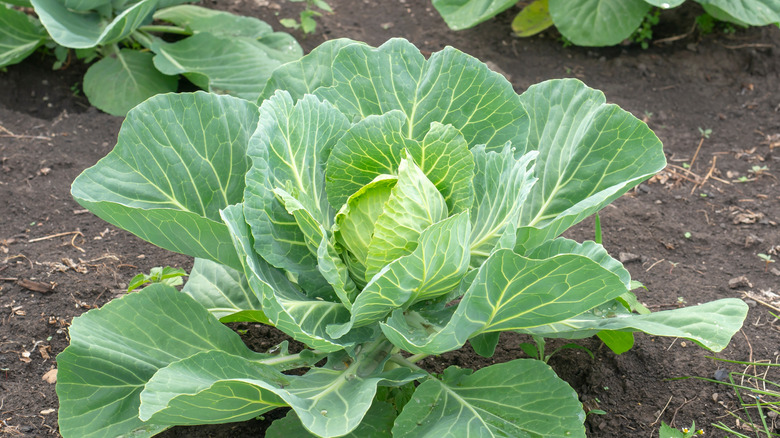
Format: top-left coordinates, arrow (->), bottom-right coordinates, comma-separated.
1,1 -> 779,437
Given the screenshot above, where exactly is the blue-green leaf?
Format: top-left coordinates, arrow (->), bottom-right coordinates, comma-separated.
140,348 -> 423,437
522,298 -> 749,352
71,92 -> 260,270
515,79 -> 665,253
0,5 -> 47,68
696,0 -> 780,26
56,284 -> 264,438
244,91 -> 350,296
83,49 -> 178,116
469,144 -> 537,266
548,0 -> 651,46
432,0 -> 518,30
393,360 -> 585,437
315,38 -> 528,149
381,249 -> 627,354
32,0 -> 155,48
266,400 -> 395,438
182,258 -> 268,324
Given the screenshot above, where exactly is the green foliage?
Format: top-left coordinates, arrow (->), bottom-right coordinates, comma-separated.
127,266 -> 187,293
660,421 -> 704,438
0,2 -> 302,115
434,0 -> 780,47
631,8 -> 661,49
279,0 -> 331,34
61,38 -> 748,437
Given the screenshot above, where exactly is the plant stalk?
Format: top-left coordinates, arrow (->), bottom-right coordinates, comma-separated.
138,25 -> 191,35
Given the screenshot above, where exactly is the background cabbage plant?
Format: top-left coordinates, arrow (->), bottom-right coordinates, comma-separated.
61,38 -> 748,437
433,0 -> 780,46
0,1 -> 301,115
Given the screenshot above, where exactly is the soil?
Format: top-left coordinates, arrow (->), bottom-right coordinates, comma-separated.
1,1 -> 779,437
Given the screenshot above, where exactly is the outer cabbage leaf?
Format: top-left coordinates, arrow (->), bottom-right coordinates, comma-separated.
260,38 -> 361,101
31,0 -> 155,48
522,298 -> 749,352
0,6 -> 47,68
182,258 -> 269,324
469,144 -> 537,266
512,0 -> 554,37
266,401 -> 395,438
515,78 -> 665,253
393,361 -> 585,437
154,4 -> 273,38
151,32 -> 296,102
83,49 -> 178,116
56,284 -> 267,438
314,38 -> 528,150
381,249 -> 627,354
696,0 -> 780,25
432,0 -> 518,30
140,349 -> 424,438
548,0 -> 651,47
71,92 -> 260,270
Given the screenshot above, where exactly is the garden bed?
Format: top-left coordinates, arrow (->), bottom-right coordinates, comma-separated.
0,0 -> 778,436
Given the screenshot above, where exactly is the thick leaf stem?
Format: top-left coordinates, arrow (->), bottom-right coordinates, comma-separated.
138,25 -> 191,36
388,354 -> 428,375
256,350 -> 323,369
407,353 -> 429,363
130,31 -> 154,50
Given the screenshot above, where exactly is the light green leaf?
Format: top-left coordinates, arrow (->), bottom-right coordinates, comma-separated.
365,152 -> 448,280
381,249 -> 627,354
244,91 -> 350,296
154,4 -> 273,38
260,38 -> 360,101
432,0 -> 518,30
83,49 -> 178,116
328,212 -> 471,339
515,78 -> 665,253
469,144 -> 537,266
152,32 -> 290,101
71,92 -> 260,270
469,331 -> 500,358
315,38 -> 528,149
512,0 -> 554,37
62,0 -> 108,12
221,204 -> 368,352
393,360 -> 586,437
140,347 -> 423,437
325,113 -> 475,215
334,175 -> 397,287
31,0 -> 155,48
56,284 -> 263,438
695,0 -> 780,25
267,401 -> 395,438
0,5 -> 47,68
182,258 -> 268,324
548,0 -> 651,46
597,330 -> 635,354
521,298 -> 749,352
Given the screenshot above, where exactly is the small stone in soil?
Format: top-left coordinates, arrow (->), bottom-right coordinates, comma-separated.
714,369 -> 730,382
728,275 -> 752,289
619,252 -> 642,263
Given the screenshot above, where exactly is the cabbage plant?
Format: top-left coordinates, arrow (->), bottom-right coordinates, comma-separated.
433,0 -> 780,46
60,38 -> 748,437
0,1 -> 301,115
